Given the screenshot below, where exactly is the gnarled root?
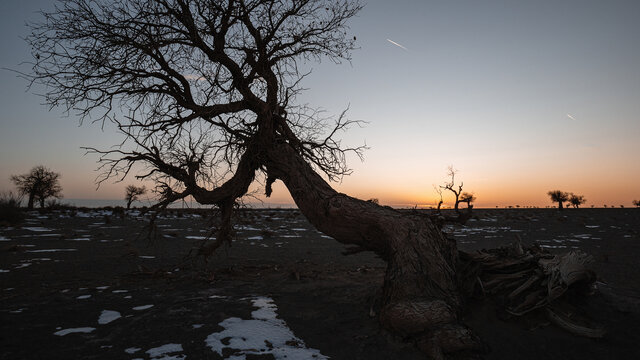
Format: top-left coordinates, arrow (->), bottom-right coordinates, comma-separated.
380,300 -> 483,359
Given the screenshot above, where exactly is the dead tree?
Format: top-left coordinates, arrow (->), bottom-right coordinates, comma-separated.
433,184 -> 444,211
125,185 -> 147,209
440,166 -> 464,213
24,1 -> 599,357
436,166 -> 474,224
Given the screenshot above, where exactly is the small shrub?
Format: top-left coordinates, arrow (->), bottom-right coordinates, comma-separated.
0,192 -> 24,226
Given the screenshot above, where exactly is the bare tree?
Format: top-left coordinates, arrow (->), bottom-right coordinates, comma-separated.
11,165 -> 63,209
440,166 -> 463,213
125,185 -> 147,209
548,190 -> 569,210
24,0 -> 597,355
436,166 -> 475,223
568,193 -> 586,209
433,184 -> 443,211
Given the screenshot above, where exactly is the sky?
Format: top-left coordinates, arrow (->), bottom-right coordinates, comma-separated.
1,0 -> 639,208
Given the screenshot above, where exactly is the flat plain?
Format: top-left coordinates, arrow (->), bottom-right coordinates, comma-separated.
1,208 -> 639,359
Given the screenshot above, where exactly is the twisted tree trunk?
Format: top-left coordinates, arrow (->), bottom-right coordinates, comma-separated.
265,144 -> 481,358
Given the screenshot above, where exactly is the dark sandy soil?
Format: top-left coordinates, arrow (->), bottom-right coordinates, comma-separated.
1,208 -> 639,359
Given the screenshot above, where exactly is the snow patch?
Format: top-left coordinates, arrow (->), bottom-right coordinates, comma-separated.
132,304 -> 154,311
125,347 -> 141,354
146,343 -> 184,359
26,249 -> 77,253
54,327 -> 96,336
23,227 -> 52,232
98,310 -> 121,324
205,297 -> 327,359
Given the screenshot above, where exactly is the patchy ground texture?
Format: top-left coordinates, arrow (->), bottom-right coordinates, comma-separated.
1,208 -> 639,359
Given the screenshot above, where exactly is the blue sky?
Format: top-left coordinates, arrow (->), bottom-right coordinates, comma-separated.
1,0 -> 639,207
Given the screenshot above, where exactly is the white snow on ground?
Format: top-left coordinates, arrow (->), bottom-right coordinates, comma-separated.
23,227 -> 52,232
236,225 -> 259,231
185,236 -> 208,240
132,305 -> 154,311
139,255 -> 156,259
247,236 -> 264,240
67,237 -> 91,241
0,269 -> 9,273
26,249 -> 77,253
0,235 -> 10,241
76,295 -> 92,300
573,234 -> 592,239
125,347 -> 141,354
54,327 -> 96,336
146,343 -> 185,359
205,297 -> 327,359
98,310 -> 121,324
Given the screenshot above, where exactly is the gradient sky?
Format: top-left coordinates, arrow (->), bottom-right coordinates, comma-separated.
1,0 -> 639,208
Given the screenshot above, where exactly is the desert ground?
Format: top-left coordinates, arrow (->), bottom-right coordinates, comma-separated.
1,207 -> 639,359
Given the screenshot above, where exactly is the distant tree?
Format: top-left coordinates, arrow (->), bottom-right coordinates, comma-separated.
433,184 -> 444,211
459,192 -> 476,209
633,200 -> 640,208
11,166 -> 63,209
440,166 -> 464,213
547,190 -> 569,210
568,193 -> 586,208
437,167 -> 475,223
125,185 -> 147,209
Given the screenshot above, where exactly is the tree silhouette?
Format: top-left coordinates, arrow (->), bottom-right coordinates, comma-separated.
568,193 -> 586,209
547,190 -> 569,210
10,165 -> 63,209
433,184 -> 444,211
436,166 -> 475,223
25,0 -> 596,355
440,166 -> 463,213
633,200 -> 640,208
459,192 -> 476,209
125,185 -> 147,209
